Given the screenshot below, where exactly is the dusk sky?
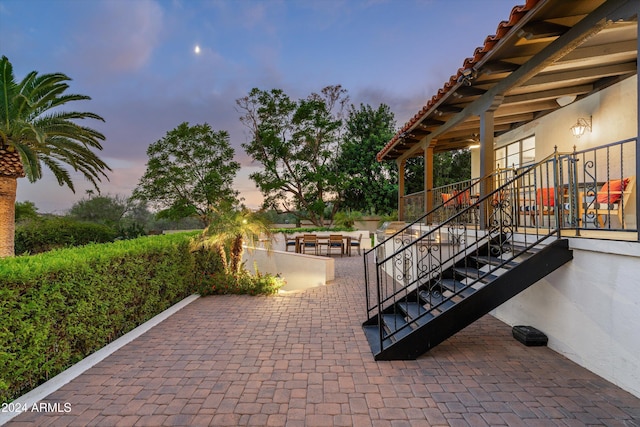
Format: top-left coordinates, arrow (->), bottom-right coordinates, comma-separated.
1,0 -> 516,214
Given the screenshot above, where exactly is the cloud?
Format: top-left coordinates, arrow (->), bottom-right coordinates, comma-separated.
70,0 -> 163,79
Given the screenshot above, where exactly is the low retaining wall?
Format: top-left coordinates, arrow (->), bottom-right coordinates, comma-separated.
242,247 -> 335,292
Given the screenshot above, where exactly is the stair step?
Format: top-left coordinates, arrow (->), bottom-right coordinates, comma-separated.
439,279 -> 476,298
470,255 -> 520,269
418,290 -> 445,305
382,314 -> 413,341
398,301 -> 435,326
432,298 -> 455,314
362,325 -> 389,354
507,244 -> 541,255
453,267 -> 499,283
422,296 -> 455,314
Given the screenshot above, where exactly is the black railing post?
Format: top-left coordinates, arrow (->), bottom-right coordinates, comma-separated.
570,146 -> 581,236
364,250 -> 370,315
552,146 -> 562,238
375,256 -> 384,351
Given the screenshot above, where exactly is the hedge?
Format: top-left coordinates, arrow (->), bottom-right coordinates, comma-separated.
0,232 -> 196,403
14,217 -> 118,254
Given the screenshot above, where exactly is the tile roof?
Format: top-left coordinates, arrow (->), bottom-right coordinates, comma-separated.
377,0 -> 541,162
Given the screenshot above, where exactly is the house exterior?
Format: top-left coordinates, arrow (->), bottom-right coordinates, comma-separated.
374,0 -> 640,397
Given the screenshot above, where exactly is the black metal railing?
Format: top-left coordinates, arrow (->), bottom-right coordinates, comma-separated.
363,152 -> 565,351
560,138 -> 637,232
364,139 -> 637,355
403,178 -> 482,223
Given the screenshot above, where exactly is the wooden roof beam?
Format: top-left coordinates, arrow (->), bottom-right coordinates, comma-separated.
451,113 -> 535,130
452,86 -> 486,98
434,105 -> 463,115
482,60 -> 519,75
524,62 -> 637,87
504,84 -> 593,104
517,21 -> 570,40
560,38 -> 638,63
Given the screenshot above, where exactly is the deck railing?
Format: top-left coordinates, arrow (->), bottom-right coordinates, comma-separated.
561,138 -> 637,232
402,139 -> 637,233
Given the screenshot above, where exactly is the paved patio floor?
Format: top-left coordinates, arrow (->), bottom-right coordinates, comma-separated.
7,256 -> 640,426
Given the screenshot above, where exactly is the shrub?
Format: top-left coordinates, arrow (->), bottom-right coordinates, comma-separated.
14,217 -> 117,254
0,233 -> 195,402
333,210 -> 363,228
192,249 -> 284,296
194,269 -> 284,296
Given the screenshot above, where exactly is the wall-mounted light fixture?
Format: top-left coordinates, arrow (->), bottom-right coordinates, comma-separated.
570,116 -> 592,138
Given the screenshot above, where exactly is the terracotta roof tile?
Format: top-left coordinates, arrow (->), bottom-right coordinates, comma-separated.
377,0 -> 541,161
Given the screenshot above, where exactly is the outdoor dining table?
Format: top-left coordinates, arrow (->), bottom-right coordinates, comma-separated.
294,234 -> 352,256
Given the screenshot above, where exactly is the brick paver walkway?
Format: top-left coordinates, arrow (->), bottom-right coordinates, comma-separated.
7,256 -> 640,426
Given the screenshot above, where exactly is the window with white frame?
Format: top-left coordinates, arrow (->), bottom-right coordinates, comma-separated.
495,136 -> 535,169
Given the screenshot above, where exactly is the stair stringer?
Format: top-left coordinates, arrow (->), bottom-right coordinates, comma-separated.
372,238 -> 573,361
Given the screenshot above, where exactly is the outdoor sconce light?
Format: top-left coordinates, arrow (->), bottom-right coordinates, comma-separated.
570,116 -> 592,138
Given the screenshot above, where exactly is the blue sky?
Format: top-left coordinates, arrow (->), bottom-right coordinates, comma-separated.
1,0 -> 516,213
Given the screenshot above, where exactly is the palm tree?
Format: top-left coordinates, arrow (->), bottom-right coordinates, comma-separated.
0,56 -> 110,257
195,202 -> 272,276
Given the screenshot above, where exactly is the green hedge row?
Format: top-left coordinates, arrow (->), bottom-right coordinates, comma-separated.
0,232 -> 197,403
15,217 -> 118,255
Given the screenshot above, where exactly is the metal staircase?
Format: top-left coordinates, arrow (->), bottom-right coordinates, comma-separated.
363,153 -> 574,360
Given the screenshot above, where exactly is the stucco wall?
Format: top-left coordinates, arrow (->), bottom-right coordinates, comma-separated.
469,75 -> 640,397
242,247 -> 335,292
492,239 -> 640,398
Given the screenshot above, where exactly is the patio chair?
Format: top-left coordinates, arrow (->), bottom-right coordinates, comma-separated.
453,189 -> 478,223
301,234 -> 319,255
441,193 -> 455,206
327,234 -> 344,257
350,234 -> 362,256
440,193 -> 456,222
285,235 -> 296,252
534,187 -> 556,225
579,176 -> 635,228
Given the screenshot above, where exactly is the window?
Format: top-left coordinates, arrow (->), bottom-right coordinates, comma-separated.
495,136 -> 535,169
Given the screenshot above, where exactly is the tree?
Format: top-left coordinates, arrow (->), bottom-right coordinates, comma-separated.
15,201 -> 39,222
402,149 -> 472,194
237,85 -> 348,226
433,149 -> 472,187
335,103 -> 397,215
133,122 -> 240,227
195,201 -> 272,276
0,56 -> 110,257
68,193 -> 129,226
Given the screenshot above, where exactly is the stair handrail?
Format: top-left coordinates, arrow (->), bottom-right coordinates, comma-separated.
364,150 -> 567,349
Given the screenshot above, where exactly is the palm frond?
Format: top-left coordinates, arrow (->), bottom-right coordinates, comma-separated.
40,157 -> 74,191
0,56 -> 109,191
11,141 -> 41,181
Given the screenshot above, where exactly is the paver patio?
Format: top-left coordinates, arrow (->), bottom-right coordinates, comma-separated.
6,255 -> 639,426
